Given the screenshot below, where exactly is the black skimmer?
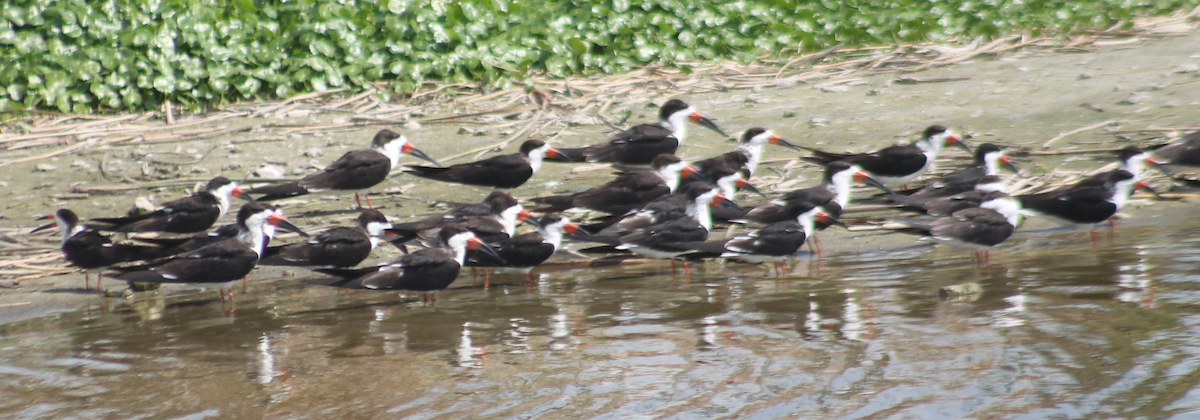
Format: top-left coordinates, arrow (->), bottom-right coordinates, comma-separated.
888,191 -> 1022,263
259,209 -> 392,268
530,154 -> 703,214
1150,129 -> 1200,166
682,205 -> 842,273
732,161 -> 890,226
720,207 -> 840,262
248,129 -> 439,209
573,183 -> 727,273
1017,169 -> 1152,228
315,225 -> 503,302
580,182 -> 733,235
893,175 -> 1008,217
865,142 -> 1018,203
800,125 -> 970,187
730,161 -> 890,255
465,213 -> 582,286
111,202 -> 307,305
1079,146 -> 1172,186
389,191 -> 535,246
555,99 -> 727,164
122,223 -> 243,260
32,209 -> 159,290
92,177 -> 250,234
695,127 -> 800,178
402,139 -> 571,189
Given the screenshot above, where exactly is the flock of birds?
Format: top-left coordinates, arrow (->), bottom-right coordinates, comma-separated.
31,98 -> 1200,304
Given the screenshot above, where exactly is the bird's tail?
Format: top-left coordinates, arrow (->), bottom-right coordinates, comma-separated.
248,181 -> 309,201
554,147 -> 588,162
529,195 -> 576,212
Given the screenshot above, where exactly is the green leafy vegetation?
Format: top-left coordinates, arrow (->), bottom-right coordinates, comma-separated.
0,0 -> 1191,113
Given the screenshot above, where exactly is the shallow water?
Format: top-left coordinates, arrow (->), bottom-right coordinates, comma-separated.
4,219 -> 1200,419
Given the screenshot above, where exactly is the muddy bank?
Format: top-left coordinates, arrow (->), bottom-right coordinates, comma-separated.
1,30 -> 1199,324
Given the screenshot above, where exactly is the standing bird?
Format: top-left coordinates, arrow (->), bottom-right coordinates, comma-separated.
403,139 -> 571,189
864,142 -> 1019,203
530,154 -> 704,214
388,191 -> 536,246
92,177 -> 249,234
888,191 -> 1023,264
465,213 -> 582,287
1079,145 -> 1172,186
555,99 -> 727,164
33,209 -> 158,290
573,183 -> 728,273
681,205 -> 843,273
730,161 -> 891,254
248,129 -> 439,209
694,127 -> 800,178
893,175 -> 1009,216
734,162 -> 892,226
111,202 -> 307,305
259,209 -> 393,268
800,125 -> 971,187
584,182 -> 737,236
1017,170 -> 1155,238
316,226 -> 503,302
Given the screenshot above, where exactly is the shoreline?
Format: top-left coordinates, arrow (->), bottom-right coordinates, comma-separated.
2,28 -> 1199,326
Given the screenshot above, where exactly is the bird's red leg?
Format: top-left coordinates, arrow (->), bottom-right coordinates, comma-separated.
365,193 -> 375,209
354,193 -> 364,210
84,272 -> 91,291
242,276 -> 249,294
96,271 -> 103,290
671,260 -> 678,274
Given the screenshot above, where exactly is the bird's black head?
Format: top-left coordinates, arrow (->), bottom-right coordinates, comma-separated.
370,129 -> 403,148
822,161 -> 855,183
55,209 -> 80,227
436,223 -> 478,248
741,127 -> 769,144
483,191 -> 519,214
679,181 -> 716,199
923,125 -> 949,140
519,139 -> 548,155
650,154 -> 683,169
205,176 -> 233,191
357,209 -> 390,226
538,212 -> 567,227
658,99 -> 690,121
236,202 -> 278,226
974,143 -> 1003,160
